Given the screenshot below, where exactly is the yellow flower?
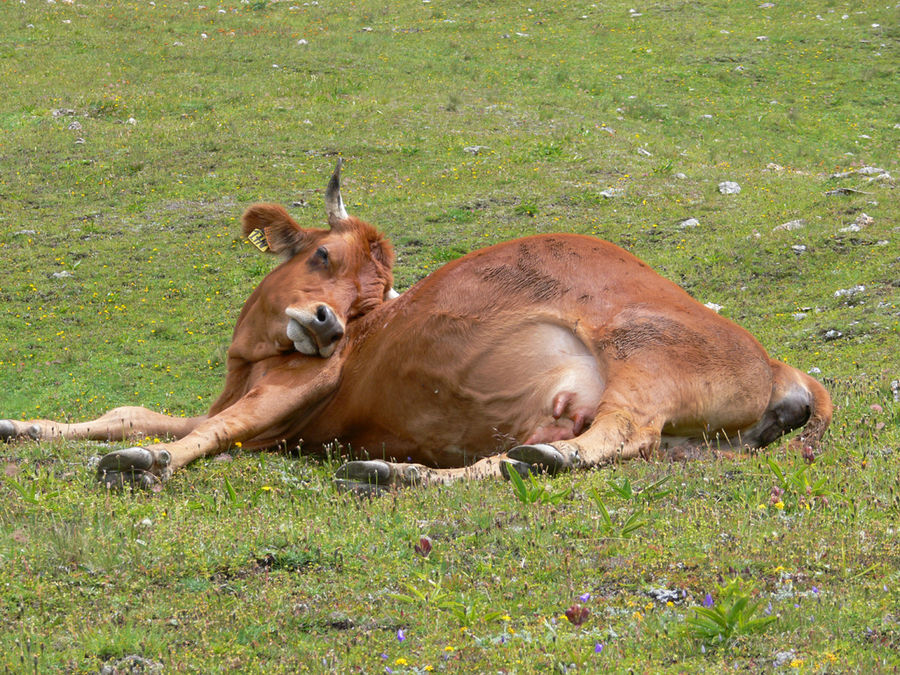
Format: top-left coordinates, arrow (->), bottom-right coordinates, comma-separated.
395,658 -> 408,666
774,501 -> 785,510
790,658 -> 804,668
444,646 -> 455,652
501,614 -> 511,621
633,611 -> 643,621
424,667 -> 434,672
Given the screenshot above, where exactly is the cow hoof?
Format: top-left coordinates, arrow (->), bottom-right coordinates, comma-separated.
499,458 -> 535,481
96,447 -> 168,490
0,420 -> 16,442
0,420 -> 41,442
507,443 -> 568,475
333,460 -> 392,496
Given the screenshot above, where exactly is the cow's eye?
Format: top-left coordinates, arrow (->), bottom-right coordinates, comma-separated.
314,247 -> 329,265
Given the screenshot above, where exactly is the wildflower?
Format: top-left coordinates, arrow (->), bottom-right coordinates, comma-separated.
565,604 -> 590,626
394,657 -> 408,666
773,501 -> 785,510
790,658 -> 804,668
500,614 -> 512,622
703,593 -> 714,608
444,646 -> 455,652
414,536 -> 432,558
578,592 -> 591,603
594,642 -> 604,653
424,667 -> 434,672
397,628 -> 406,642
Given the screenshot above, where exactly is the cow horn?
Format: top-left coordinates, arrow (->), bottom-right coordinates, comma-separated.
325,158 -> 349,226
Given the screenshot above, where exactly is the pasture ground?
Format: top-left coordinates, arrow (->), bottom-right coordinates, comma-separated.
0,0 -> 898,671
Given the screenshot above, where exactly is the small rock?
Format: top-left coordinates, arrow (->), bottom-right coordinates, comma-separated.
824,329 -> 843,341
808,367 -> 822,375
14,229 -> 36,235
793,313 -> 807,320
756,35 -> 769,41
67,120 -> 82,130
834,285 -> 865,298
766,163 -> 784,171
773,219 -> 806,232
839,223 -> 861,233
52,270 -> 74,279
463,145 -> 489,155
297,38 -> 308,45
637,147 -> 652,156
126,117 -> 137,125
759,2 -> 774,7
825,187 -> 868,196
74,138 -> 85,145
773,651 -> 797,668
678,217 -> 700,229
647,588 -> 682,604
890,380 -> 899,403
704,302 -> 723,313
599,188 -> 623,198
99,655 -> 164,675
674,172 -> 687,179
791,244 -> 807,254
52,108 -> 76,117
718,181 -> 741,194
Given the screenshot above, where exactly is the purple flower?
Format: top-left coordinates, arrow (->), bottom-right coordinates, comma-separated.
381,653 -> 389,660
414,536 -> 433,558
579,592 -> 592,603
565,604 -> 590,626
702,593 -> 714,608
811,586 -> 819,594
594,642 -> 604,653
764,601 -> 773,616
397,628 -> 406,642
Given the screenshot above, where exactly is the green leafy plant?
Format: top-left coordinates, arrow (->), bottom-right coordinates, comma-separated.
606,475 -> 672,504
684,578 -> 776,647
507,466 -> 571,505
767,458 -> 832,510
588,487 -> 646,537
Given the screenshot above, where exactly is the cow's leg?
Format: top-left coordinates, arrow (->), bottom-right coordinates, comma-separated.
334,452 -> 519,495
0,408 -> 207,443
96,361 -> 341,489
507,401 -> 664,475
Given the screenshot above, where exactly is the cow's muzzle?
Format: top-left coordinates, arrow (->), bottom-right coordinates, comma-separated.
285,305 -> 345,358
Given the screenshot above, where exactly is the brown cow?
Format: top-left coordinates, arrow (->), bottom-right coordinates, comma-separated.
0,161 -> 832,492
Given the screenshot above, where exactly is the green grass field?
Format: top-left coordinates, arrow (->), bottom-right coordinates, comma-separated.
1,0 -> 898,671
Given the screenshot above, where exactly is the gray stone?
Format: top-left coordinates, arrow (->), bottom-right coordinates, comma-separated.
718,181 -> 741,194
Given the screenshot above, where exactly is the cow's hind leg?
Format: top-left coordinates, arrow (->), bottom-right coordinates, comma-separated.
507,402 -> 663,475
0,407 -> 206,443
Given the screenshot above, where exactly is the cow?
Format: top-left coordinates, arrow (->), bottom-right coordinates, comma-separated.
0,161 -> 832,493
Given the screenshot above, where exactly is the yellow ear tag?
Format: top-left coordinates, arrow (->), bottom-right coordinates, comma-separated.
247,228 -> 269,252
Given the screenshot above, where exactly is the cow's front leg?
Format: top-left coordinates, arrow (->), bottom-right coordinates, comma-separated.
96,360 -> 342,489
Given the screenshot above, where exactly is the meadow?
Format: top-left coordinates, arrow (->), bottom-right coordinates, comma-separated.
0,0 -> 898,671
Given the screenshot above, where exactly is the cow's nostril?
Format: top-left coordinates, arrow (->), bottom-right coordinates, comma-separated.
330,330 -> 344,344
315,305 -> 329,323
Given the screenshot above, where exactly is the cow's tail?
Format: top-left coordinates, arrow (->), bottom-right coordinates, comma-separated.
794,369 -> 833,458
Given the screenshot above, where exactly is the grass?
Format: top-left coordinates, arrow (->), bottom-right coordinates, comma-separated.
1,0 -> 898,671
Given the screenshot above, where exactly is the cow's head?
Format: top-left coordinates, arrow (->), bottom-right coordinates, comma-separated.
229,160 -> 395,363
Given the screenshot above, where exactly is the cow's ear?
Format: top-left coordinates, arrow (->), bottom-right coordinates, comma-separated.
370,236 -> 395,270
242,204 -> 308,257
